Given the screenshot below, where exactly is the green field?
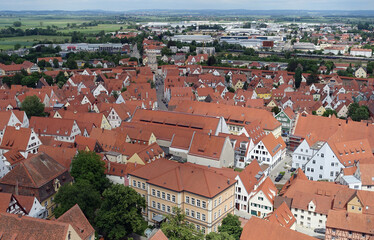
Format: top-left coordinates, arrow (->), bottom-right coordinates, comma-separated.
0,15 -> 90,29
58,24 -> 125,34
0,14 -> 132,50
0,35 -> 69,50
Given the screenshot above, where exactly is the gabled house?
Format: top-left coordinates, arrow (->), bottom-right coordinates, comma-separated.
248,177 -> 277,218
29,117 -> 81,143
280,178 -> 348,230
234,160 -> 265,216
249,133 -> 286,170
0,126 -> 41,158
187,133 -> 235,168
127,142 -> 165,165
265,201 -> 296,229
275,107 -> 295,136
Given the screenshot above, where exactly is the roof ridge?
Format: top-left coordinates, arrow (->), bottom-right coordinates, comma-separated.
21,161 -> 38,187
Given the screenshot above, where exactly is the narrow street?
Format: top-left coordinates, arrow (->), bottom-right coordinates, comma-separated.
155,74 -> 168,111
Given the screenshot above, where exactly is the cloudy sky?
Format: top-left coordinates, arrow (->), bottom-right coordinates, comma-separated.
2,0 -> 374,11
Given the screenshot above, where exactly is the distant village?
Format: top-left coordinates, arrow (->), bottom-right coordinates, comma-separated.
0,19 -> 373,240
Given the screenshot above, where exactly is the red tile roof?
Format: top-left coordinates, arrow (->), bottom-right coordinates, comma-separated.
0,212 -> 71,240
57,204 -> 95,240
266,201 -> 296,229
240,217 -> 317,240
130,158 -> 236,198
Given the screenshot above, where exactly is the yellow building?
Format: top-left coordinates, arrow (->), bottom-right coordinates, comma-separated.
255,88 -> 272,99
315,105 -> 326,116
129,158 -> 237,234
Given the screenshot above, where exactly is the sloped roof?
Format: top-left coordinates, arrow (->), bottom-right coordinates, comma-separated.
38,145 -> 77,169
130,158 -> 236,198
29,117 -> 76,137
261,133 -> 286,157
0,152 -> 68,189
188,133 -> 227,160
174,101 -> 281,132
251,177 -> 277,204
0,212 -> 70,240
237,160 -> 263,194
131,109 -> 221,134
326,210 -> 374,235
283,179 -> 348,215
0,126 -> 33,151
265,201 -> 296,229
240,217 -> 317,240
0,193 -> 12,213
149,229 -> 168,240
57,204 -> 95,240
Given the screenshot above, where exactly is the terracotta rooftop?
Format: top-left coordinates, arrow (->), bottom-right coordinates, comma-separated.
57,204 -> 95,240
326,210 -> 374,235
174,101 -> 281,132
265,201 -> 296,229
130,158 -> 236,198
131,108 -> 221,134
0,212 -> 71,240
240,217 -> 317,240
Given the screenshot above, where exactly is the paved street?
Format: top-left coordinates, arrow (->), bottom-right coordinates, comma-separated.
268,150 -> 293,185
295,225 -> 325,239
155,74 -> 168,111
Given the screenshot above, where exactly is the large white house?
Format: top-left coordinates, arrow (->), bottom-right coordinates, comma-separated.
249,133 -> 286,171
293,135 -> 373,182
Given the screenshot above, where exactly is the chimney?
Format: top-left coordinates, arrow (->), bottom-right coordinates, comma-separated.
227,179 -> 230,184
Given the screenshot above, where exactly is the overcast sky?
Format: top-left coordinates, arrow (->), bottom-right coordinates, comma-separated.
2,0 -> 374,11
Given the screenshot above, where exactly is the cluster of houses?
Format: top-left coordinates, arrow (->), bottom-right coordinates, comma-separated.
0,44 -> 373,239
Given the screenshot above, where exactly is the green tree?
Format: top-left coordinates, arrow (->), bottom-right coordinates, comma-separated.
70,151 -> 111,194
348,103 -> 370,122
243,48 -> 257,56
14,43 -> 21,50
95,185 -> 147,240
21,75 -> 39,87
43,75 -> 54,85
206,232 -> 235,240
38,60 -> 47,70
66,58 -> 78,69
20,95 -> 45,118
207,56 -> 217,66
56,71 -> 67,87
218,214 -> 243,240
294,67 -> 302,89
271,106 -> 281,115
13,21 -> 22,27
161,207 -> 204,240
306,72 -> 319,85
53,179 -> 101,222
322,109 -> 337,117
228,87 -> 235,93
161,47 -> 172,56
53,59 -> 60,68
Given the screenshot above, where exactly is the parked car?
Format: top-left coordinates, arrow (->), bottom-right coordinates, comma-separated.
275,174 -> 284,182
314,228 -> 326,234
289,168 -> 296,172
